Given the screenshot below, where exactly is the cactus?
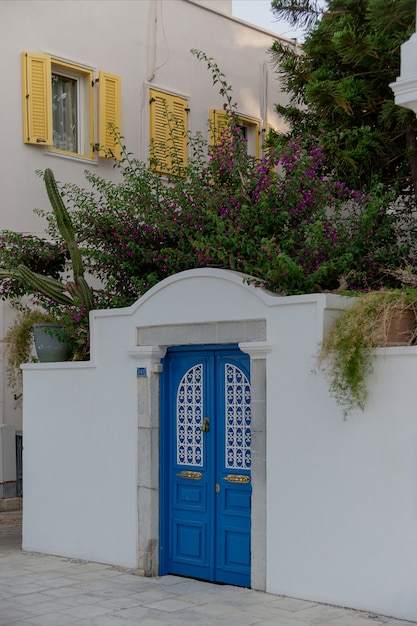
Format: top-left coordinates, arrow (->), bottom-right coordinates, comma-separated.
0,169 -> 95,313
43,168 -> 85,282
16,265 -> 74,306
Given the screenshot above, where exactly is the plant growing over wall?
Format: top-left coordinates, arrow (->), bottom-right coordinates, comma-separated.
57,125 -> 417,306
317,289 -> 417,417
1,307 -> 55,403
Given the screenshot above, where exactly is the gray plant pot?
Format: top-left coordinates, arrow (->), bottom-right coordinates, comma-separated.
32,324 -> 72,362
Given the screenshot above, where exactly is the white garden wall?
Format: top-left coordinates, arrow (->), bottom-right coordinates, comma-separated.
265,343 -> 417,620
22,269 -> 417,621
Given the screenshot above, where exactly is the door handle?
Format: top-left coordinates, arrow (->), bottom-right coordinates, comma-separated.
200,417 -> 210,433
176,470 -> 203,480
223,474 -> 251,484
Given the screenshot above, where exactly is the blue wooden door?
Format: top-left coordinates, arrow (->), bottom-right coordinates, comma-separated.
160,345 -> 251,587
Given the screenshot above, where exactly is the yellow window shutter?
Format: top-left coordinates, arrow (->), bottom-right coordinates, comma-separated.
150,89 -> 188,175
21,52 -> 52,145
210,109 -> 260,158
98,71 -> 122,158
210,109 -> 230,145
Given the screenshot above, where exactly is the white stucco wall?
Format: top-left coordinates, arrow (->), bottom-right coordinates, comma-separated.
22,360 -> 139,567
22,269 -> 417,620
265,339 -> 417,621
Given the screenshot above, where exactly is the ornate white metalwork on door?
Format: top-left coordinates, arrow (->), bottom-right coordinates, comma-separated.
176,363 -> 203,466
225,363 -> 251,469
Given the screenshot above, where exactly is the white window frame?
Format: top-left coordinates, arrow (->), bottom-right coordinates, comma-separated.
236,114 -> 260,158
49,58 -> 94,160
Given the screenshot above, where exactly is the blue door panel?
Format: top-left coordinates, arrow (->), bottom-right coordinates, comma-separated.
216,528 -> 251,586
222,485 -> 252,513
223,530 -> 251,566
174,521 -> 206,562
170,520 -> 211,580
219,527 -> 251,567
175,482 -> 206,509
160,345 -> 251,587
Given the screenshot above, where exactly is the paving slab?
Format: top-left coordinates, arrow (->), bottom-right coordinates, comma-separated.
0,523 -> 416,626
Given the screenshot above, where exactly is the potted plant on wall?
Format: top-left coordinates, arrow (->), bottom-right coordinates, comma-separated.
317,288 -> 417,418
1,307 -> 72,404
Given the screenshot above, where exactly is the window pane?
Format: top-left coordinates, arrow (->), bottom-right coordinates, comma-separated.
52,73 -> 78,152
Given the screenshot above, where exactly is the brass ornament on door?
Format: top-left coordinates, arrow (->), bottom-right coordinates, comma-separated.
201,417 -> 210,432
176,470 -> 203,480
223,474 -> 251,484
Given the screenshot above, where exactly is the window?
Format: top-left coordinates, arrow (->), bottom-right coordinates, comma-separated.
21,52 -> 121,160
149,88 -> 188,175
51,60 -> 92,155
210,109 -> 260,158
52,73 -> 78,152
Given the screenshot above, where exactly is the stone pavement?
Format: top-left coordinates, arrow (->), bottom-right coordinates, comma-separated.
0,520 -> 415,626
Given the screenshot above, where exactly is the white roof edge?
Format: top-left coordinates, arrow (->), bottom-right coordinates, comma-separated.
183,0 -> 298,45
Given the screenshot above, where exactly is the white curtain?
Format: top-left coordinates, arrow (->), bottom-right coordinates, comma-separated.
52,74 -> 77,152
